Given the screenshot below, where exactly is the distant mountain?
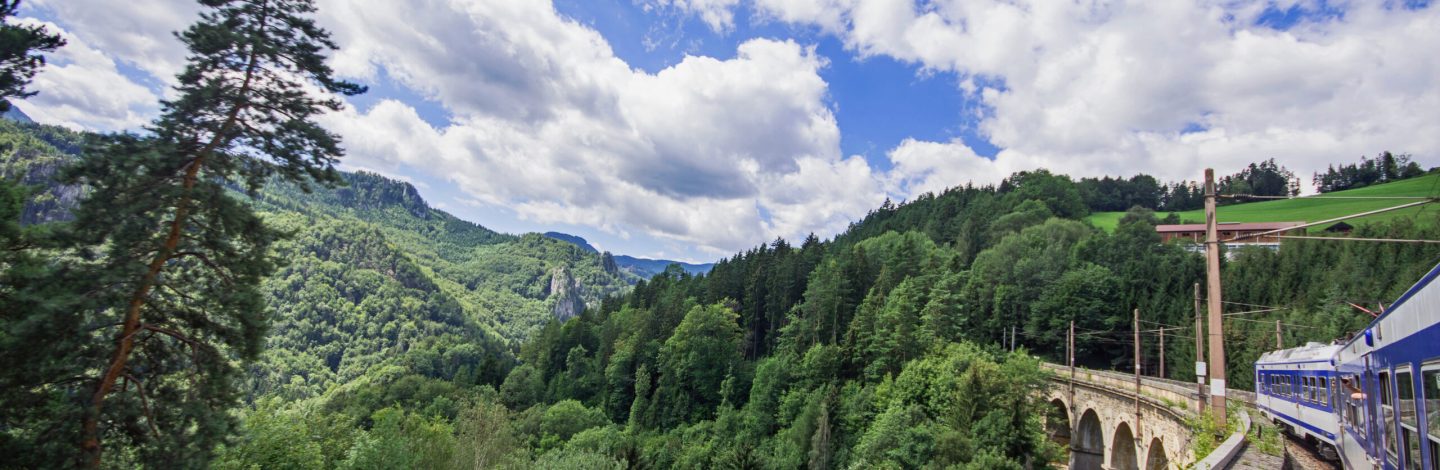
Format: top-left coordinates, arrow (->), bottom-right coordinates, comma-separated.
612,254 -> 713,277
2,105 -> 33,124
542,231 -> 598,253
542,232 -> 713,279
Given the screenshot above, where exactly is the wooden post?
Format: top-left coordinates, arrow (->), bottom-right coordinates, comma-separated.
1194,282 -> 1205,414
1204,168 -> 1228,427
1159,327 -> 1166,379
1134,308 -> 1142,435
1276,319 -> 1282,349
1068,321 -> 1076,402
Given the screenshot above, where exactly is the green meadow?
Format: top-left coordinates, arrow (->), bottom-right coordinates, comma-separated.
1086,173 -> 1440,231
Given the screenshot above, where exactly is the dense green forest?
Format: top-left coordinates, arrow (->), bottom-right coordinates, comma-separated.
3,1 -> 1440,467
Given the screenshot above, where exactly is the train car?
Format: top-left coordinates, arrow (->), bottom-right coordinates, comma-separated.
1332,260 -> 1440,470
1256,342 -> 1344,459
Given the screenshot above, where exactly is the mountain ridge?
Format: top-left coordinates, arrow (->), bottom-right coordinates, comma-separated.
541,231 -> 714,277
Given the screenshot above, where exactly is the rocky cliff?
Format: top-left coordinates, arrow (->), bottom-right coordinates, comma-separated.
548,266 -> 586,321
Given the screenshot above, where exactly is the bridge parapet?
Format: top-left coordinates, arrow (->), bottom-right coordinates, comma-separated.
1042,363 -> 1205,414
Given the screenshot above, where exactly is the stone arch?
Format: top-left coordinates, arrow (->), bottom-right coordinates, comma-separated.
1046,398 -> 1071,442
1145,437 -> 1168,470
1072,408 -> 1104,470
1110,422 -> 1138,470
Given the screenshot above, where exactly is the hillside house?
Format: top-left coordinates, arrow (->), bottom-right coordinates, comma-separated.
1156,221 -> 1304,252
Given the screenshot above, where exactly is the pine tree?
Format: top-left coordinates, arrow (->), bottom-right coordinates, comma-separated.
5,0 -> 363,466
0,3 -> 70,465
0,0 -> 65,112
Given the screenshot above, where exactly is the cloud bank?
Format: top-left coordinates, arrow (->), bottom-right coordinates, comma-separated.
16,0 -> 1440,255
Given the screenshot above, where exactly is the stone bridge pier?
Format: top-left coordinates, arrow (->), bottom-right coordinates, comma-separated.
1042,366 -> 1201,470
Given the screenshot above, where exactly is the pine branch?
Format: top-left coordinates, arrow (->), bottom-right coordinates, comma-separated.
170,251 -> 235,284
120,374 -> 160,438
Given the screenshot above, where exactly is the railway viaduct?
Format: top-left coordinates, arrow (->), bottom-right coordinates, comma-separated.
1039,364 -> 1252,469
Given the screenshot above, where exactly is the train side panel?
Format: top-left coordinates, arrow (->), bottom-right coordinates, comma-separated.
1334,261 -> 1440,470
1256,345 -> 1342,457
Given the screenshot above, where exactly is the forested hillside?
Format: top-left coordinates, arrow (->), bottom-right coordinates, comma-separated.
489,168 -> 1440,468
0,118 -> 634,349
0,118 -> 640,466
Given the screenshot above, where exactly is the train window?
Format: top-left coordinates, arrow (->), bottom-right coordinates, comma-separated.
1399,369 -> 1417,426
1422,364 -> 1440,470
1398,368 -> 1419,469
1304,376 -> 1312,402
1341,374 -> 1365,430
1309,377 -> 1318,403
1319,377 -> 1329,407
1382,371 -> 1397,461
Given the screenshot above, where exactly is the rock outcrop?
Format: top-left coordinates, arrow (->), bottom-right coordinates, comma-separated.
549,266 -> 586,321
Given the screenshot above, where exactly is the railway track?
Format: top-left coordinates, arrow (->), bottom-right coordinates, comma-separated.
1284,433 -> 1339,470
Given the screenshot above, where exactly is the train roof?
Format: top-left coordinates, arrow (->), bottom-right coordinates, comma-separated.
1256,342 -> 1343,366
1338,259 -> 1440,354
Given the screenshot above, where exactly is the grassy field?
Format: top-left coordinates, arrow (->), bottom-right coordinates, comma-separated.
1085,173 -> 1440,232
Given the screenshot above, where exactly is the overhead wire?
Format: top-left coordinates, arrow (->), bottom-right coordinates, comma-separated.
1227,316 -> 1322,330
1224,308 -> 1284,316
1222,300 -> 1285,309
1219,195 -> 1432,200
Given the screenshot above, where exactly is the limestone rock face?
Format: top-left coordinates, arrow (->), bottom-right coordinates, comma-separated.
549,266 -> 586,321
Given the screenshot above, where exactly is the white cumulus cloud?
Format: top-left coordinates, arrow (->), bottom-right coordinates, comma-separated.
14,20 -> 158,131
308,0 -> 887,254
26,0 -> 1439,256
747,0 -> 1440,191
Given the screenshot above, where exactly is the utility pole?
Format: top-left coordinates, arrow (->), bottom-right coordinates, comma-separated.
1134,308 -> 1142,435
1276,319 -> 1283,349
1194,282 -> 1205,414
1159,328 -> 1166,379
1069,320 -> 1076,407
1204,168 -> 1228,427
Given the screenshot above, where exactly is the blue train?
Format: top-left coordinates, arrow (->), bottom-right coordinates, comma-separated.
1255,261 -> 1440,469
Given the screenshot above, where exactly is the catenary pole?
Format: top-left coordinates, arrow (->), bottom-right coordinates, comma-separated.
1134,308 -> 1142,435
1068,321 -> 1076,410
1159,327 -> 1166,379
1204,169 -> 1228,427
1194,283 -> 1205,414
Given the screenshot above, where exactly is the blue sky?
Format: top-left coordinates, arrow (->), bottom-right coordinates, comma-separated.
15,0 -> 1440,263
